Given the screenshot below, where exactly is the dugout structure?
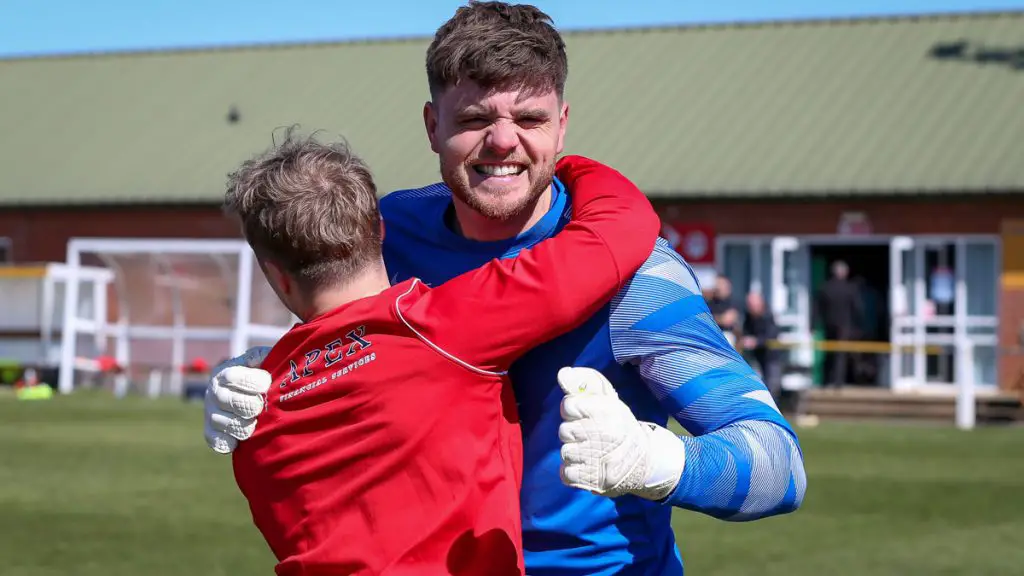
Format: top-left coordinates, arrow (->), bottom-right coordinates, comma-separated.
57,238 -> 294,395
0,262 -> 113,370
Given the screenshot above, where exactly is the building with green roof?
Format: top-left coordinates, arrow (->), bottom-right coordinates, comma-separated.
1,10 -> 1022,393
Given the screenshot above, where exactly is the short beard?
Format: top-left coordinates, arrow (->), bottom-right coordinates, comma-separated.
441,159 -> 555,221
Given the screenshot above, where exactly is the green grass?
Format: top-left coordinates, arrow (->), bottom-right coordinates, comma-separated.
1,392 -> 1023,575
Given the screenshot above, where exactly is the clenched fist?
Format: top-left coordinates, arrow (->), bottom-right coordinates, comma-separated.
203,346 -> 273,454
557,367 -> 686,501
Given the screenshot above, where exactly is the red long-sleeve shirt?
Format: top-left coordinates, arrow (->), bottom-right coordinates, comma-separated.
231,155 -> 659,576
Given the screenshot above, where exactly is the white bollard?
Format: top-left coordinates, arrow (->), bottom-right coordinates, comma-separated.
147,369 -> 163,399
955,341 -> 975,430
113,373 -> 130,399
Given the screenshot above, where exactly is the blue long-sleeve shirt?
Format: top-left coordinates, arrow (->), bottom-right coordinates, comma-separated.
610,244 -> 806,520
380,178 -> 806,576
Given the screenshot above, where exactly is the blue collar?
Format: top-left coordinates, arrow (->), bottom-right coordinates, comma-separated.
436,176 -> 568,258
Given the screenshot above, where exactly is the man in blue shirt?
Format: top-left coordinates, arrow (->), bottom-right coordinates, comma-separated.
205,2 -> 806,574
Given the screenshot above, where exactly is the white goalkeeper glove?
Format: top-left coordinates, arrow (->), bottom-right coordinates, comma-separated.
203,346 -> 273,454
557,366 -> 686,501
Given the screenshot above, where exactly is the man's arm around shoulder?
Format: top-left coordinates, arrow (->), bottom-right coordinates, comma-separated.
560,240 -> 807,520
398,155 -> 659,374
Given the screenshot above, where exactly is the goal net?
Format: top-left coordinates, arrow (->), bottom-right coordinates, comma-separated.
56,238 -> 294,396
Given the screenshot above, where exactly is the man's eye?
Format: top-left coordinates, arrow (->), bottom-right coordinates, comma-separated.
460,117 -> 489,127
517,117 -> 545,128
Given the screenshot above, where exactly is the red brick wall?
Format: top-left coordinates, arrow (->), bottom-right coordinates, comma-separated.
653,196 -> 1024,235
998,288 -> 1024,395
0,205 -> 238,263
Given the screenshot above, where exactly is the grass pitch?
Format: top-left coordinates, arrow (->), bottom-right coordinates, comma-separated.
1,391 -> 1022,576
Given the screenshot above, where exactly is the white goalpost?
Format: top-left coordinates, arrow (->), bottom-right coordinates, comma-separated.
57,238 -> 294,396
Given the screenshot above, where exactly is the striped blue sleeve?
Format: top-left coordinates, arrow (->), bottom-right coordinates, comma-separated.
610,239 -> 807,521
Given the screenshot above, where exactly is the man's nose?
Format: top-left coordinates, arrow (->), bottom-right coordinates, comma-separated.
485,120 -> 520,154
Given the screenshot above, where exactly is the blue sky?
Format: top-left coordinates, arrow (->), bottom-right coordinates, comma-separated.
2,0 -> 1020,58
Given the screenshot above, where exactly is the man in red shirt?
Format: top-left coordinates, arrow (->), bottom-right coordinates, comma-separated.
220,129 -> 659,575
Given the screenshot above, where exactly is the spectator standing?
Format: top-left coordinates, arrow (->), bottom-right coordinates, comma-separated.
814,260 -> 865,388
741,292 -> 783,402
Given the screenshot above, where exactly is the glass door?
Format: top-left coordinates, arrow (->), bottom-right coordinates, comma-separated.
717,237 -> 767,353
961,238 -> 999,387
717,237 -> 772,308
770,237 -> 813,388
918,240 -> 958,385
892,236 -> 1000,391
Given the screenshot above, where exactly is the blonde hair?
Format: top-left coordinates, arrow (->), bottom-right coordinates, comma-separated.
224,127 -> 381,290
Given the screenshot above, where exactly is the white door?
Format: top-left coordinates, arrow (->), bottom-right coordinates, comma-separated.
888,236 -> 917,391
893,237 -> 998,392
961,238 -> 1000,387
770,237 -> 812,389
918,240 -> 958,386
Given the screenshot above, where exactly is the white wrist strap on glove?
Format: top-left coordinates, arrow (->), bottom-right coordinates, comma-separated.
635,421 -> 686,501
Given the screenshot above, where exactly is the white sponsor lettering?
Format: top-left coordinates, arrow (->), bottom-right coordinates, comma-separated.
279,352 -> 378,402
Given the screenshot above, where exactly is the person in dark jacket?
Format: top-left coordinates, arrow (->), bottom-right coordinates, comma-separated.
851,275 -> 882,385
741,292 -> 783,402
814,260 -> 865,388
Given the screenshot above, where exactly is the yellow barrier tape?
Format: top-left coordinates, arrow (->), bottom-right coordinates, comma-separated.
0,266 -> 47,279
1001,272 -> 1024,289
765,340 -> 945,355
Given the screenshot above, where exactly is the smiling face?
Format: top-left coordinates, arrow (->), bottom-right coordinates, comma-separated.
424,81 -> 568,222
422,2 -> 569,239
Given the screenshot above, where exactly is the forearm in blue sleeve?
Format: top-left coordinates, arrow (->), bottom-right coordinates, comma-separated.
670,420 -> 805,519
609,239 -> 807,520
637,351 -> 807,520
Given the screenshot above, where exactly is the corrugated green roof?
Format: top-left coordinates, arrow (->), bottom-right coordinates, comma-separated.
1,11 -> 1022,205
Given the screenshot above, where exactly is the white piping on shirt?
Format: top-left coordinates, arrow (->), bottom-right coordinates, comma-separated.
394,278 -> 508,377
